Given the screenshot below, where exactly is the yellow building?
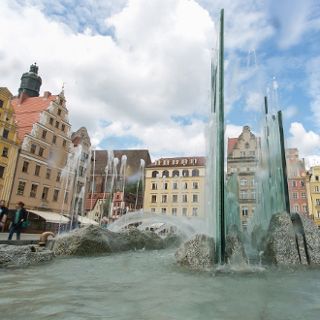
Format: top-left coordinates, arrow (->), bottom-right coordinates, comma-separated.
306,166 -> 320,227
0,87 -> 20,203
144,157 -> 205,217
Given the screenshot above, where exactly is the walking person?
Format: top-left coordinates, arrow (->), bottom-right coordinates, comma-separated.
0,200 -> 8,232
8,201 -> 28,240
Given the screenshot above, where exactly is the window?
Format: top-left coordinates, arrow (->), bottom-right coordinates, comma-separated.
56,171 -> 61,182
61,124 -> 65,132
302,205 -> 307,213
240,190 -> 248,199
240,179 -> 247,186
49,117 -> 54,125
30,184 -> 38,198
241,207 -> 248,216
162,170 -> 169,178
53,189 -> 59,202
41,187 -> 49,200
192,169 -> 199,177
163,183 -> 168,190
151,195 -> 157,203
249,151 -> 255,156
173,182 -> 178,190
182,208 -> 187,216
0,99 -> 3,108
172,195 -> 178,203
316,176 -> 319,182
30,144 -> 36,154
79,166 -> 85,177
245,142 -> 249,149
17,181 -> 26,195
240,151 -> 246,157
183,182 -> 188,189
0,166 -> 5,178
55,121 -> 59,129
292,181 -> 297,187
315,186 -> 319,193
161,208 -> 167,214
46,168 -> 51,179
2,147 -> 8,157
152,183 -> 157,190
316,199 -> 320,206
152,171 -> 159,178
251,191 -> 256,200
301,192 -> 306,199
35,165 -> 41,176
182,194 -> 188,203
172,208 -> 177,216
161,195 -> 167,203
2,129 -> 9,139
62,139 -> 67,147
42,130 -> 47,139
182,170 -> 189,177
39,147 -> 44,157
294,205 -> 300,212
192,182 -> 199,189
292,192 -> 298,199
192,194 -> 198,203
192,208 -> 198,216
57,109 -> 62,116
317,211 -> 320,218
52,135 -> 57,144
172,170 -> 179,177
301,180 -> 305,187
64,192 -> 69,202
22,161 -> 29,173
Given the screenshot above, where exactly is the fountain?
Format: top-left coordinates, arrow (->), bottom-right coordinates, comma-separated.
1,8 -> 320,320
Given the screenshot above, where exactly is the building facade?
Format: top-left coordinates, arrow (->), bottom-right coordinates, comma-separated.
0,87 -> 20,203
306,166 -> 320,227
143,157 -> 205,217
286,148 -> 308,215
69,127 -> 91,221
9,64 -> 73,214
227,126 -> 258,229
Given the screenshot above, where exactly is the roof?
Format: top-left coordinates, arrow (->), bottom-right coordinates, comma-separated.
28,210 -> 69,223
11,94 -> 57,140
85,192 -> 109,211
147,156 -> 205,168
227,138 -> 238,156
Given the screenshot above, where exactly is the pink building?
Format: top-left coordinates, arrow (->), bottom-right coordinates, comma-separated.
286,148 -> 308,215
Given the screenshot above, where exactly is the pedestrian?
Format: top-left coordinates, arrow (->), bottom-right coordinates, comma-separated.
8,201 -> 28,240
0,200 -> 8,232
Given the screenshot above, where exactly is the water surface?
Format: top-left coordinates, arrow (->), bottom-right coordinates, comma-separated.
0,250 -> 319,320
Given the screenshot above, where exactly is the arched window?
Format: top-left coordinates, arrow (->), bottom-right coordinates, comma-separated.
162,170 -> 169,178
172,170 -> 179,177
152,171 -> 159,178
245,142 -> 250,149
192,169 -> 199,177
182,169 -> 189,177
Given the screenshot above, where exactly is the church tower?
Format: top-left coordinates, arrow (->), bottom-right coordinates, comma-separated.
18,63 -> 42,97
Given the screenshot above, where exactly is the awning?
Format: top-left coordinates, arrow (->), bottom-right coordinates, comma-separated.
77,216 -> 99,226
29,210 -> 70,223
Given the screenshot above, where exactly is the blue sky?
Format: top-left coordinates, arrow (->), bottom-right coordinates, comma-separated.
1,0 -> 320,163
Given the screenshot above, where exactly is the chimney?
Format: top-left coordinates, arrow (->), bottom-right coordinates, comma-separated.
44,91 -> 51,99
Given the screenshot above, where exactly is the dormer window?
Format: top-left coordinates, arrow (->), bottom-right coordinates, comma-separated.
58,109 -> 62,116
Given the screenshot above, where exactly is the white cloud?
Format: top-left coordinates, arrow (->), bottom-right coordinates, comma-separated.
283,105 -> 298,120
0,0 -> 215,157
287,122 -> 320,161
245,91 -> 263,112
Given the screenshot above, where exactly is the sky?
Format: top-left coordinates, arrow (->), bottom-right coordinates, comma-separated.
0,0 -> 320,164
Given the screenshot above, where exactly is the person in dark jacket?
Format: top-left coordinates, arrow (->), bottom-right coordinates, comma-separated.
8,201 -> 28,240
0,200 -> 8,232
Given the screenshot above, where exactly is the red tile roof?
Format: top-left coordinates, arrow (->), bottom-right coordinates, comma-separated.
227,138 -> 238,155
148,156 -> 206,168
11,94 -> 57,140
